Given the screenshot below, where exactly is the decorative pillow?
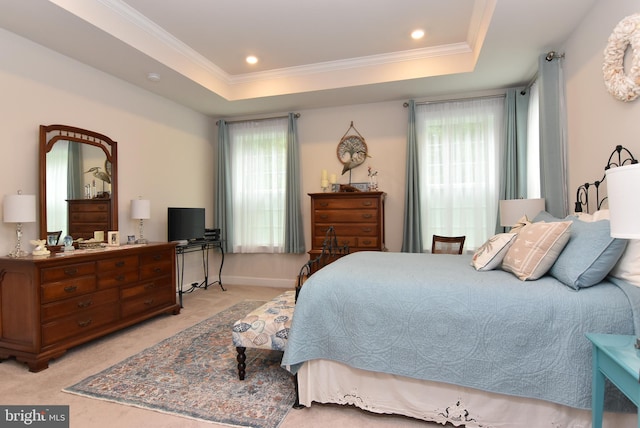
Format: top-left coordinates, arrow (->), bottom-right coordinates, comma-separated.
533,211 -> 562,223
508,215 -> 531,233
610,239 -> 640,287
471,233 -> 517,271
502,221 -> 572,281
549,217 -> 627,289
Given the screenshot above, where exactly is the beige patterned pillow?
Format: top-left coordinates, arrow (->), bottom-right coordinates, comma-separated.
471,233 -> 517,271
502,221 -> 572,281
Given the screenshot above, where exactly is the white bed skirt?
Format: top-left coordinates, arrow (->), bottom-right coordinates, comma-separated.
296,359 -> 636,428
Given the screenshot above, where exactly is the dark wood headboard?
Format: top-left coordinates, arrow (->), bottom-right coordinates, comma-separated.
574,145 -> 637,214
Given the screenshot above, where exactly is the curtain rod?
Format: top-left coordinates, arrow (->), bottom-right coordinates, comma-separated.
403,93 -> 505,107
216,113 -> 300,126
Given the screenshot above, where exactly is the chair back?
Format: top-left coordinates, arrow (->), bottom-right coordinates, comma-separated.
431,235 -> 465,254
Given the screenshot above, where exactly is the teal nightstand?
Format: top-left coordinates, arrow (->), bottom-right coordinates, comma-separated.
585,333 -> 640,428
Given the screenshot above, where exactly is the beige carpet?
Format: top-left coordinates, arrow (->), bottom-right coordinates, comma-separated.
1,284 -> 432,428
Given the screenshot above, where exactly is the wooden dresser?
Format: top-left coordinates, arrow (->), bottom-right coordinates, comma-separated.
67,199 -> 112,240
0,242 -> 179,372
309,191 -> 386,264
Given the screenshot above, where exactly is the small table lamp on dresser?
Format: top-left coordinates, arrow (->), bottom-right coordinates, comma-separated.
131,198 -> 150,244
3,190 -> 36,257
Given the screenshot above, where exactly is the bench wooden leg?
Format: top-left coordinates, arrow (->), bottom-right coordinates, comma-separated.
236,346 -> 246,380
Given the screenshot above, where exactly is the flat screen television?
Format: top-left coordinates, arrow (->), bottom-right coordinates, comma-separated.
167,207 -> 205,242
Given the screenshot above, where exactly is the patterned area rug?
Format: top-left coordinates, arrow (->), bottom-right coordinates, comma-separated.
63,301 -> 296,428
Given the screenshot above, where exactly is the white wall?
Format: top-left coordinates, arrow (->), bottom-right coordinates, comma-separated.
564,0 -> 640,206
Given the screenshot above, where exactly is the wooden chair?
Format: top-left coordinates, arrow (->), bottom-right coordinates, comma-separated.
431,235 -> 465,254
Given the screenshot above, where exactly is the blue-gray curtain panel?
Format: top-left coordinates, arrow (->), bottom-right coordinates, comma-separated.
497,88 -> 529,232
401,100 -> 423,253
538,54 -> 569,218
284,113 -> 306,253
214,120 -> 234,253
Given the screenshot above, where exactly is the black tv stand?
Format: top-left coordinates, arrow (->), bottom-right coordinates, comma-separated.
175,239 -> 225,307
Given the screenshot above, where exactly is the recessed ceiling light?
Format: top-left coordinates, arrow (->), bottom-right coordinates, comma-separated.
147,72 -> 161,82
246,56 -> 258,65
411,29 -> 425,40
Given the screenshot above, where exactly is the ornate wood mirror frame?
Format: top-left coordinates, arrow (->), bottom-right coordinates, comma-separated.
39,124 -> 118,240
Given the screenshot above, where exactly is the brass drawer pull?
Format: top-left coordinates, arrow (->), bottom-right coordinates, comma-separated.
153,267 -> 162,274
144,299 -> 154,306
115,261 -> 125,267
77,300 -> 93,308
362,201 -> 372,206
153,254 -> 163,261
319,202 -> 329,207
362,240 -> 372,245
320,214 -> 329,220
64,268 -> 78,276
77,319 -> 92,328
144,282 -> 156,289
64,285 -> 78,293
362,227 -> 372,232
115,275 -> 125,282
362,213 -> 372,219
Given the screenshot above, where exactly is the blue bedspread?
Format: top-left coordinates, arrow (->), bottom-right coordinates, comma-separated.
282,251 -> 640,411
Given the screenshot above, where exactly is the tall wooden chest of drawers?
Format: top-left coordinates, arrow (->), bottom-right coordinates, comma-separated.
0,242 -> 179,372
67,199 -> 113,240
309,191 -> 386,264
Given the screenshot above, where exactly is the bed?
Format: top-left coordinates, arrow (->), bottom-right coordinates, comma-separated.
281,147 -> 640,427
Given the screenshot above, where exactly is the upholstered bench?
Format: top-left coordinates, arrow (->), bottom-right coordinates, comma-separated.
232,290 -> 296,380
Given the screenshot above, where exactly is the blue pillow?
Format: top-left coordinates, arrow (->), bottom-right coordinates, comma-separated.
548,216 -> 627,289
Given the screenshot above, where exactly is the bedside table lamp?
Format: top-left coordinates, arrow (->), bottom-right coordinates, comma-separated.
499,198 -> 545,229
606,163 -> 640,348
3,190 -> 36,257
131,198 -> 150,244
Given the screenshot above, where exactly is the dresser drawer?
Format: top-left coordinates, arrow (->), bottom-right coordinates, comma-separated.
140,249 -> 174,265
68,201 -> 110,213
312,236 -> 379,249
121,277 -> 172,300
314,224 -> 378,237
314,209 -> 378,223
314,197 -> 379,210
41,276 -> 97,303
97,255 -> 138,272
69,211 -> 110,223
121,289 -> 175,318
140,261 -> 173,280
40,262 -> 95,283
97,269 -> 139,289
41,288 -> 119,322
41,304 -> 119,346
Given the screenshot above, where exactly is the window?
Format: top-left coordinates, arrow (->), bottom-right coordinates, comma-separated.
228,118 -> 288,253
415,97 -> 505,250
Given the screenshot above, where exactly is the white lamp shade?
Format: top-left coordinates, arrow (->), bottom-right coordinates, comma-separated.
3,194 -> 36,223
499,198 -> 545,227
131,199 -> 151,220
606,163 -> 640,239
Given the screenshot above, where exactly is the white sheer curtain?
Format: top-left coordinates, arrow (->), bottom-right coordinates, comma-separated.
415,97 -> 504,250
228,118 -> 287,253
46,141 -> 69,237
527,80 -> 541,199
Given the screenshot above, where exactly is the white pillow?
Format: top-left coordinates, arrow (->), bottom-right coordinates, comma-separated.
502,221 -> 572,281
610,239 -> 640,287
471,233 -> 517,271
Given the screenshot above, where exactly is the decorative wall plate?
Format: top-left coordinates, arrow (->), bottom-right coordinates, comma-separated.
337,122 -> 369,175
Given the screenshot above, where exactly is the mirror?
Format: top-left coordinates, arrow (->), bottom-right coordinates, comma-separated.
39,124 -> 118,241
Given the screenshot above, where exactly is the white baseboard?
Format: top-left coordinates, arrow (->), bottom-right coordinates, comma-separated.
222,275 -> 295,289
